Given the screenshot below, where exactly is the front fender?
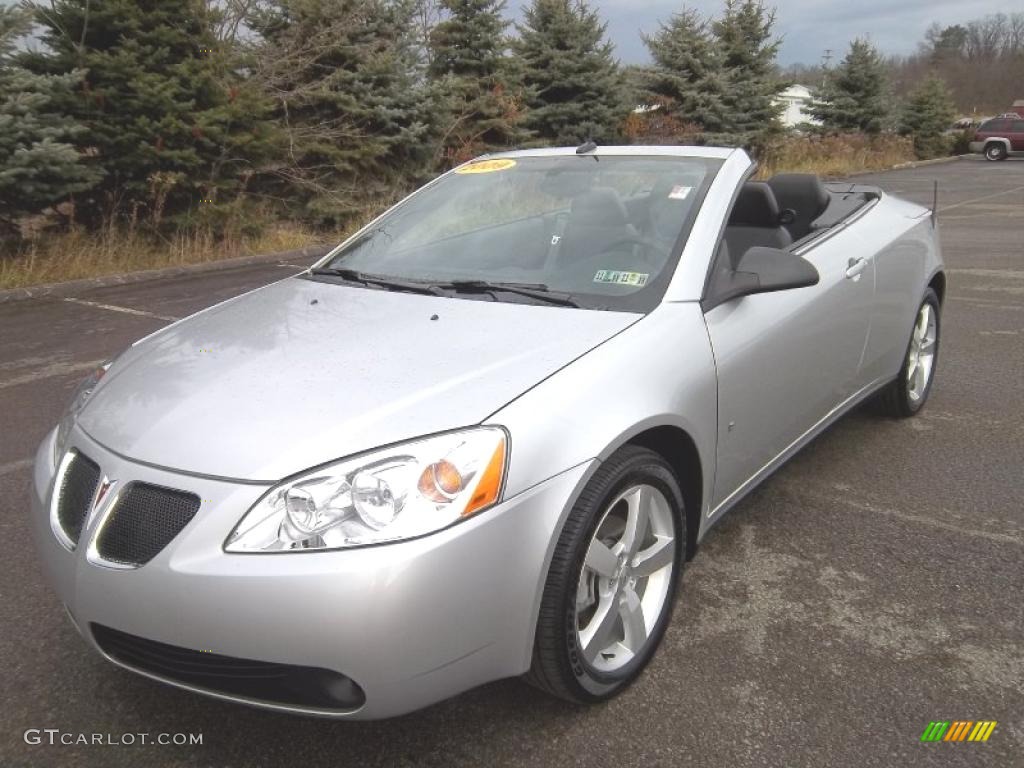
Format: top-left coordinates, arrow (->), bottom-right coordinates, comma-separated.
486,302 -> 718,540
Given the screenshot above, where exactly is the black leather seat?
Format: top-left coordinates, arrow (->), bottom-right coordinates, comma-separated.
723,182 -> 792,265
559,188 -> 638,265
766,173 -> 830,241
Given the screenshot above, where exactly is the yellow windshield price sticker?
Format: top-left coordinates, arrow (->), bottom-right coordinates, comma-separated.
455,159 -> 518,174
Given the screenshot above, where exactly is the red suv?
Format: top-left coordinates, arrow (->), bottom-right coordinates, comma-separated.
970,116 -> 1024,161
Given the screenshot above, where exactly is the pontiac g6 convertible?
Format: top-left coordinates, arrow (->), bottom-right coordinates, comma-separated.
31,145 -> 944,718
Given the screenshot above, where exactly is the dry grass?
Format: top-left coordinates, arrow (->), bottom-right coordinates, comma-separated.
0,223 -> 333,290
757,133 -> 916,179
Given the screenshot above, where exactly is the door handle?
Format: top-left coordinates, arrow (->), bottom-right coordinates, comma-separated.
845,257 -> 868,280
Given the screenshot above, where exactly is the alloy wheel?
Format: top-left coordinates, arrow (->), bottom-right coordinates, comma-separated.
575,484 -> 676,673
906,302 -> 937,403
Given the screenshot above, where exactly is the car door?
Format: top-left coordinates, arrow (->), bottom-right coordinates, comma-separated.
1012,120 -> 1024,152
703,227 -> 875,510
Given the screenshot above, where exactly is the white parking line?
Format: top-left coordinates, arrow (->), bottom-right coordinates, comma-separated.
939,185 -> 1024,213
63,297 -> 178,322
0,358 -> 105,390
0,458 -> 32,476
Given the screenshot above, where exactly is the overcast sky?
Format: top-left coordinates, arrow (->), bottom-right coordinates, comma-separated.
512,0 -> 1012,66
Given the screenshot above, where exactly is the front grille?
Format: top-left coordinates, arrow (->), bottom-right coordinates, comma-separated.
95,483 -> 200,566
56,451 -> 101,545
91,624 -> 365,712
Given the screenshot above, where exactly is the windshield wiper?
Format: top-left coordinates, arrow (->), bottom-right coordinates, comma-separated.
441,280 -> 580,307
309,267 -> 443,296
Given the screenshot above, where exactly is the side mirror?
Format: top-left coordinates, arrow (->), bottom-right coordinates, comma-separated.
708,246 -> 819,308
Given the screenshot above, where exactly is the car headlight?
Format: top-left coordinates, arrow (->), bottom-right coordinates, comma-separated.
54,358 -> 116,465
225,427 -> 508,552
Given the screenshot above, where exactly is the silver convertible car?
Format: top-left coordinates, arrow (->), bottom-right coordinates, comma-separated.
30,146 -> 944,719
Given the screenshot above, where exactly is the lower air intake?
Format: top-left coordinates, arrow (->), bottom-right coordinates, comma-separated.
91,624 -> 365,712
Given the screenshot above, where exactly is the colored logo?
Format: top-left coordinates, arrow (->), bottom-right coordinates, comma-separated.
920,721 -> 997,742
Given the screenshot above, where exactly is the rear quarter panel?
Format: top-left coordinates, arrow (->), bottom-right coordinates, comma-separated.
853,195 -> 944,385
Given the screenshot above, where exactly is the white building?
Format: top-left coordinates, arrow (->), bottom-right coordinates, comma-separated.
775,84 -> 819,128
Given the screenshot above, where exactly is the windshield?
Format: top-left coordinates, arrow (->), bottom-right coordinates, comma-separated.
313,155 -> 723,312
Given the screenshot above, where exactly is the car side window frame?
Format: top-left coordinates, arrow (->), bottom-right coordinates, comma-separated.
699,166 -> 758,313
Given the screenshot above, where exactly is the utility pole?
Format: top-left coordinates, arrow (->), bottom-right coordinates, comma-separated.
821,48 -> 833,91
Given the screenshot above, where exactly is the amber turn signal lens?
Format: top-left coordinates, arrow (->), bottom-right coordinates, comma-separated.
463,439 -> 505,517
418,460 -> 464,502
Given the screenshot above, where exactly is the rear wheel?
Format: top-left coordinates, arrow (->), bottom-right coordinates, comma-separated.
984,142 -> 1008,161
526,446 -> 684,703
875,288 -> 940,417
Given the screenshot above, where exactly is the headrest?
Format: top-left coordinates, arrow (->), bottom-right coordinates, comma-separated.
766,173 -> 830,222
729,182 -> 782,228
570,187 -> 630,227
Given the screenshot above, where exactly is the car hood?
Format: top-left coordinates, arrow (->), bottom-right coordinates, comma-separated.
79,277 -> 638,481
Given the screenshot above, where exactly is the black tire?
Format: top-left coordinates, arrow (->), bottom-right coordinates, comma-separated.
984,142 -> 1008,161
875,288 -> 941,418
525,445 -> 685,704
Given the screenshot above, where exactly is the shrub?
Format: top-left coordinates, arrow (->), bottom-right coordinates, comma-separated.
757,132 -> 915,178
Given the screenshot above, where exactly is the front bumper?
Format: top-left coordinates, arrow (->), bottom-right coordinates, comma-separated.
30,426 -> 593,719
968,141 -> 984,153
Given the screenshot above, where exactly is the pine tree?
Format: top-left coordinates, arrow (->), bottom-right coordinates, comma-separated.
710,0 -> 783,149
251,0 -> 441,225
428,0 -> 527,163
0,7 -> 100,232
900,75 -> 957,159
20,0 -> 266,229
810,39 -> 889,134
639,10 -> 725,134
515,0 -> 625,145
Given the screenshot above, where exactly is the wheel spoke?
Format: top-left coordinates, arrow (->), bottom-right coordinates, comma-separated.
920,336 -> 936,353
619,586 -> 647,652
580,596 -> 619,663
631,536 -> 674,577
585,539 -> 618,578
907,360 -> 918,387
622,486 -> 650,556
916,307 -> 929,339
913,360 -> 926,393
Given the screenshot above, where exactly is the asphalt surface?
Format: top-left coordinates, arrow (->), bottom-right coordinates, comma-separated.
1,156 -> 1021,767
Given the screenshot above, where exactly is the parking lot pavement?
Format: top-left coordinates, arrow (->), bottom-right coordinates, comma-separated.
1,156 -> 1021,767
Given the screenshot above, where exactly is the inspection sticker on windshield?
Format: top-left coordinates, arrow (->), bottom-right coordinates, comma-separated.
594,270 -> 649,287
668,185 -> 692,200
455,158 -> 517,174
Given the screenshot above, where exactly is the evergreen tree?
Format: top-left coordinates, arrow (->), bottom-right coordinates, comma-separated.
639,10 -> 725,134
20,0 -> 268,229
428,0 -> 527,163
252,0 -> 440,225
810,39 -> 889,134
900,75 -> 957,159
515,0 -> 625,145
0,7 -> 100,232
710,0 -> 783,149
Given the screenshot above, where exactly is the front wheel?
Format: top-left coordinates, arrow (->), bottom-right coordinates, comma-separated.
985,143 -> 1008,161
526,446 -> 684,703
875,288 -> 940,417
